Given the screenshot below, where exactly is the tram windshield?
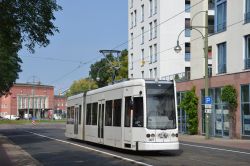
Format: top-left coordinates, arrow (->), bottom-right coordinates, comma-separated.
146,83 -> 176,130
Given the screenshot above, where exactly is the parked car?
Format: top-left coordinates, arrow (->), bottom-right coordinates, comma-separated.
4,115 -> 20,120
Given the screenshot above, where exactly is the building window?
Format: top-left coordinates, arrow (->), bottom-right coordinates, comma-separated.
217,42 -> 227,74
208,64 -> 212,77
130,33 -> 133,49
131,74 -> 133,78
134,10 -> 137,27
141,49 -> 145,66
130,12 -> 133,28
149,0 -> 153,17
154,67 -> 157,78
154,20 -> 157,38
149,69 -> 153,78
154,0 -> 157,14
130,53 -> 133,70
141,71 -> 144,78
141,27 -> 144,44
130,0 -> 133,8
185,43 -> 191,61
149,22 -> 153,40
185,0 -> 191,12
149,46 -> 153,63
241,84 -> 250,136
141,4 -> 144,22
154,44 -> 157,62
215,0 -> 227,32
185,18 -> 191,37
245,0 -> 250,23
245,35 -> 250,69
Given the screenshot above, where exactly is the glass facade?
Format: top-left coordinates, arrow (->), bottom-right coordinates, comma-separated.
241,84 -> 250,136
177,92 -> 188,133
201,88 -> 229,137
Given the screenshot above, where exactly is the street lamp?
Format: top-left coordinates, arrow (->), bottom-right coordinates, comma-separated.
174,11 -> 210,139
99,50 -> 121,84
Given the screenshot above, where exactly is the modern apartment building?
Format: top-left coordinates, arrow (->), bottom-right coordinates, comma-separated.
177,0 -> 250,139
128,0 -> 191,80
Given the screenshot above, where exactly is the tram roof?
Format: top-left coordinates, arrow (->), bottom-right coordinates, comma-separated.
87,79 -> 173,96
67,92 -> 84,100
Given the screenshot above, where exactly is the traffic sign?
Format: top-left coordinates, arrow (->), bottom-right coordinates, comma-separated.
205,96 -> 212,104
205,109 -> 212,113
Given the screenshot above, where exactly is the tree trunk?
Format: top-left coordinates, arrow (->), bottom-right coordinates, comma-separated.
229,111 -> 236,139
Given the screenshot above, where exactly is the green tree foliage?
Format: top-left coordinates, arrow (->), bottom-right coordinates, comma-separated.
66,78 -> 98,97
179,87 -> 199,135
221,85 -> 238,138
89,49 -> 128,87
0,0 -> 61,96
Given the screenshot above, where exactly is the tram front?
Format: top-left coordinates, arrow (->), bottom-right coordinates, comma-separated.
139,81 -> 179,151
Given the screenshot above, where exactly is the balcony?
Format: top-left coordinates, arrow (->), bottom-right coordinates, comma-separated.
245,58 -> 250,69
161,72 -> 190,82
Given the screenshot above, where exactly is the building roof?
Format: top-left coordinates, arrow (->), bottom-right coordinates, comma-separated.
14,83 -> 54,88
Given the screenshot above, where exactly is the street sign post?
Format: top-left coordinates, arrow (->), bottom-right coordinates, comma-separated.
205,96 -> 212,114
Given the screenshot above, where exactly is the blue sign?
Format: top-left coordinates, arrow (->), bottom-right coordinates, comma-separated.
205,96 -> 212,104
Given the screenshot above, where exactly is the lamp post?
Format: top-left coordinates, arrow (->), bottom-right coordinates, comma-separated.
174,11 -> 210,139
99,50 -> 121,84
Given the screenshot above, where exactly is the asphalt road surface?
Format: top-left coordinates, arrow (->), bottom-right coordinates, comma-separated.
1,124 -> 250,166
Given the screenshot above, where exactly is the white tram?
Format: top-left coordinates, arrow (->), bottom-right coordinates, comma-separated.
65,79 -> 179,151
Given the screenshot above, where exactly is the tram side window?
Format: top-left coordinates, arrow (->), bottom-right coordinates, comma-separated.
113,99 -> 122,126
92,102 -> 98,125
66,107 -> 71,124
105,100 -> 113,126
125,97 -> 132,127
70,106 -> 74,124
79,105 -> 82,125
86,104 -> 91,125
133,97 -> 143,127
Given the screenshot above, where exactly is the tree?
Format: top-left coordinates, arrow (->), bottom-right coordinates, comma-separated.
66,78 -> 98,97
221,85 -> 238,139
0,0 -> 62,96
179,86 -> 199,135
89,49 -> 128,87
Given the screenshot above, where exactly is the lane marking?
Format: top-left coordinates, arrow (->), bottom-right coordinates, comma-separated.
180,143 -> 250,155
25,131 -> 153,166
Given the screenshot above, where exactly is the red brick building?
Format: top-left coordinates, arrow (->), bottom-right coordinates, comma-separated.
0,83 -> 66,119
176,71 -> 250,139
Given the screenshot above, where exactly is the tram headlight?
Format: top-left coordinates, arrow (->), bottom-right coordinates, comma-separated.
150,133 -> 155,137
146,134 -> 150,138
171,133 -> 178,137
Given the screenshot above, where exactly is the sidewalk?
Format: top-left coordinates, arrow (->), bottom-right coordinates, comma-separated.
0,135 -> 41,166
179,134 -> 250,150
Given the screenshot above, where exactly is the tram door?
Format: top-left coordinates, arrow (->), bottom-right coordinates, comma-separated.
124,97 -> 132,143
98,100 -> 105,143
74,107 -> 79,135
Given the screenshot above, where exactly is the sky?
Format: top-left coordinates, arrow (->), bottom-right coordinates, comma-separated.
17,0 -> 128,95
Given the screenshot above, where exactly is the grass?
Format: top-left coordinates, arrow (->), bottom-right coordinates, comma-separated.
0,119 -> 66,125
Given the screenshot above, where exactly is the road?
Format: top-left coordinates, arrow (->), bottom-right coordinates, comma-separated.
1,124 -> 250,166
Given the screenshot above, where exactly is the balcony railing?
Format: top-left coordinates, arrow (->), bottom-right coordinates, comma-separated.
185,53 -> 191,61
216,21 -> 226,33
161,72 -> 190,82
245,12 -> 250,23
208,0 -> 215,10
245,58 -> 250,69
185,29 -> 191,37
218,64 -> 226,74
185,4 -> 190,13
